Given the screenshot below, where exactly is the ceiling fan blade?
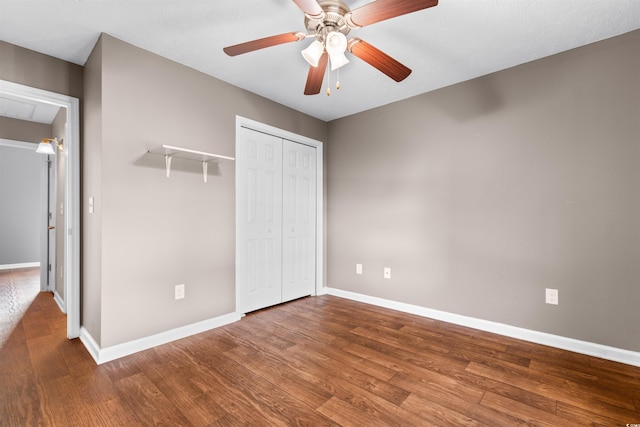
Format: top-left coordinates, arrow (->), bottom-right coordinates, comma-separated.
304,52 -> 329,95
292,0 -> 324,18
348,38 -> 412,82
223,32 -> 306,56
346,0 -> 438,28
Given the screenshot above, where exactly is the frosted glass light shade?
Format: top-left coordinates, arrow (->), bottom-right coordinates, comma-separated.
325,32 -> 347,56
301,40 -> 324,67
330,53 -> 349,70
36,141 -> 55,155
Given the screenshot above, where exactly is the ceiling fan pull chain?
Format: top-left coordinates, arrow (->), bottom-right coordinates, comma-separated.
336,67 -> 341,90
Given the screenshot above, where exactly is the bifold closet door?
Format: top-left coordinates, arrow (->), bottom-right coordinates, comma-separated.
237,127 -> 317,314
282,139 -> 316,302
237,127 -> 283,314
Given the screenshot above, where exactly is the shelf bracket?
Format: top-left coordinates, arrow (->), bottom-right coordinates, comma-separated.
202,161 -> 208,183
148,145 -> 234,182
165,154 -> 172,178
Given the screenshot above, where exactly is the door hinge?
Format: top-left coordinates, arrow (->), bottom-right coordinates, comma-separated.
48,263 -> 52,272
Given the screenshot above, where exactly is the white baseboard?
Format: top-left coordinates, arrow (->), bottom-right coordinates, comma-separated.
0,262 -> 40,271
79,327 -> 101,363
52,291 -> 66,313
325,287 -> 640,368
80,311 -> 241,365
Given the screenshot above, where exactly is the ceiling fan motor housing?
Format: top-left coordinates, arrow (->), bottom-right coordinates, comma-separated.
305,0 -> 351,42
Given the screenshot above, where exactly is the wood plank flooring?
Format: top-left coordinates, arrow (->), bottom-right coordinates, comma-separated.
1,267 -> 639,426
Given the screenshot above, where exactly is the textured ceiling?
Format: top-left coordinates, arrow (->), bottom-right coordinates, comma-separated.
1,0 -> 639,121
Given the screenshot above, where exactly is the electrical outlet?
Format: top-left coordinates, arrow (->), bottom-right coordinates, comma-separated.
175,283 -> 185,300
384,267 -> 391,279
545,288 -> 558,305
356,264 -> 363,275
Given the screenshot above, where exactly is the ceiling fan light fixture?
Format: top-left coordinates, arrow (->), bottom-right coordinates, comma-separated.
301,40 -> 324,67
325,31 -> 347,56
330,52 -> 349,70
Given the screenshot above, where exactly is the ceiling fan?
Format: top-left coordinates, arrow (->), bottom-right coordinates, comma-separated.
223,0 -> 439,95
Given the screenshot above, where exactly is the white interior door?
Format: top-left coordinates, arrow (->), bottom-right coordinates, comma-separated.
282,139 -> 316,302
236,127 -> 283,313
47,156 -> 56,292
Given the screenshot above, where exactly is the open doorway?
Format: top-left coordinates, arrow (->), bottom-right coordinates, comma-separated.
0,139 -> 44,346
0,79 -> 80,339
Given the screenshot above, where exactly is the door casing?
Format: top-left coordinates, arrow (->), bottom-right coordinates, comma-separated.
47,155 -> 57,295
0,79 -> 80,339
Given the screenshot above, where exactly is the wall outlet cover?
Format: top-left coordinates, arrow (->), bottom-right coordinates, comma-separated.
175,283 -> 185,300
545,288 -> 558,305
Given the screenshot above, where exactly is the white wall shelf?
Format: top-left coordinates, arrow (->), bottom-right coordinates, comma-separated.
148,145 -> 234,183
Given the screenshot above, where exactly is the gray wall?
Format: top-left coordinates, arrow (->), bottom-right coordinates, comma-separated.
0,40 -> 83,99
0,116 -> 52,143
84,34 -> 326,347
327,30 -> 640,352
82,36 -> 103,343
0,142 -> 42,265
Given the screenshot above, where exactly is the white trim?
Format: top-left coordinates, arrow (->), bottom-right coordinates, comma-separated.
315,142 -> 323,296
325,287 -> 640,368
235,116 -> 325,309
0,80 -> 81,340
80,312 -> 241,364
79,327 -> 101,363
40,153 -> 49,292
53,290 -> 66,313
47,152 -> 57,294
0,262 -> 40,271
0,138 -> 36,149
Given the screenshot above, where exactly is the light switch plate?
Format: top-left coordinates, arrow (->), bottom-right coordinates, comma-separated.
175,284 -> 185,300
356,264 -> 363,275
384,267 -> 391,279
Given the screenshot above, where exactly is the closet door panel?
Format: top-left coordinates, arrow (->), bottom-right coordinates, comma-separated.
282,140 -> 317,302
237,127 -> 283,313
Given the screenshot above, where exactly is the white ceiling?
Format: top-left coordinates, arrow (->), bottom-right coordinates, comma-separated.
0,94 -> 61,124
1,0 -> 639,122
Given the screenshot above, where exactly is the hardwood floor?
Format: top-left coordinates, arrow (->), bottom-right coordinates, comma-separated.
0,267 -> 40,346
1,268 -> 639,426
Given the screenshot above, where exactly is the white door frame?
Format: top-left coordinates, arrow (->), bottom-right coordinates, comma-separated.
0,79 -> 81,339
235,116 -> 324,314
